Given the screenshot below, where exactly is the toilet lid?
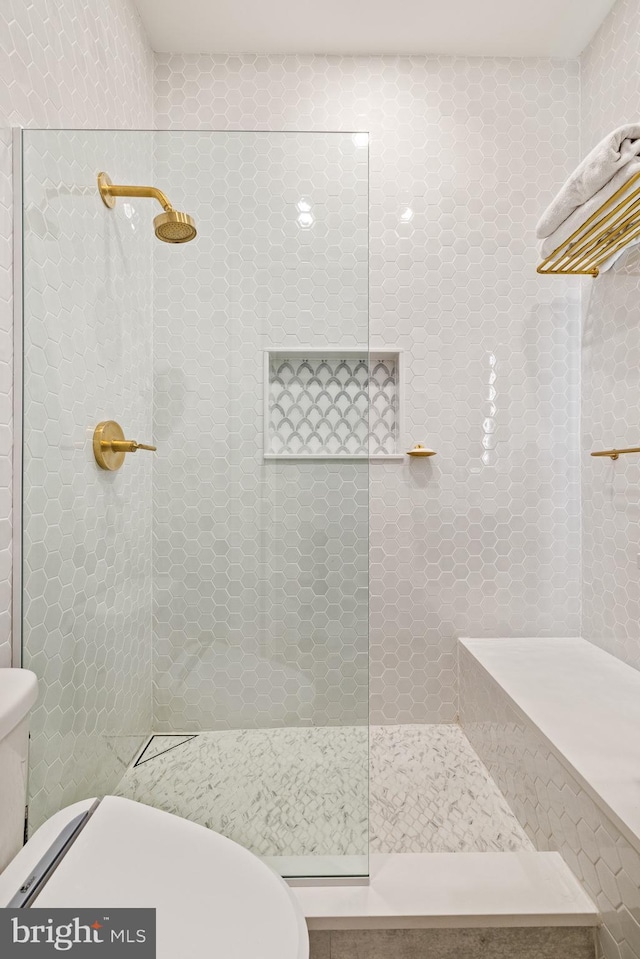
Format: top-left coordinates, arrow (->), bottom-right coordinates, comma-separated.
21,797 -> 308,959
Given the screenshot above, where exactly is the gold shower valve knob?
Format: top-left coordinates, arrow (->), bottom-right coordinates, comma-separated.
93,421 -> 156,471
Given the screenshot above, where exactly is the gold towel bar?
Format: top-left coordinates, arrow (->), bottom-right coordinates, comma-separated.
590,446 -> 640,461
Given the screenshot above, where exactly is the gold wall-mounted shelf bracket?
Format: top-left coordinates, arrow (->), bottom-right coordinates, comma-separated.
93,421 -> 156,471
537,170 -> 640,277
406,444 -> 436,457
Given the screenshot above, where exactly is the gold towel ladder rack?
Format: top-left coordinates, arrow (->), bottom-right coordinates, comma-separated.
537,169 -> 640,277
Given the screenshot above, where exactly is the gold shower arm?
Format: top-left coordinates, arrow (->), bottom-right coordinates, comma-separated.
98,173 -> 173,211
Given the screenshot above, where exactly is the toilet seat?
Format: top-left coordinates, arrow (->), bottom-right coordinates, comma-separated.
0,796 -> 308,959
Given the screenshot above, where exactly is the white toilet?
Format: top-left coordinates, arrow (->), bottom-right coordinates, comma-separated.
0,669 -> 309,959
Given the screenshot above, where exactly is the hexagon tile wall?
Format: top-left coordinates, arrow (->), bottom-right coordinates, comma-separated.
0,0 -> 154,827
0,0 -> 154,667
154,55 -> 582,723
152,131 -> 369,731
581,0 -> 640,674
22,130 -> 154,829
0,131 -> 11,667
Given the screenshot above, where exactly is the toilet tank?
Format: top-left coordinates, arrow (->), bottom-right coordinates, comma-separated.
0,669 -> 38,873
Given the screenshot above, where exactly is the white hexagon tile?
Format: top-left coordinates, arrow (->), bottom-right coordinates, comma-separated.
0,0 -> 153,668
21,129 -> 155,829
0,129 -> 12,667
154,55 -> 582,723
6,10 -> 640,957
0,0 -> 154,824
152,131 -> 369,730
581,0 -> 640,676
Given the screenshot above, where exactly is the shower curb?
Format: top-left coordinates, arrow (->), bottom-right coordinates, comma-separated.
293,851 -> 598,930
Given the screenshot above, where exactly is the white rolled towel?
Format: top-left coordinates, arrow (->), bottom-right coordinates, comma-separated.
538,157 -> 640,273
537,124 -> 640,239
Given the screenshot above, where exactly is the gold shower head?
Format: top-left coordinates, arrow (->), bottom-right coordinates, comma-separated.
153,210 -> 197,244
98,172 -> 197,244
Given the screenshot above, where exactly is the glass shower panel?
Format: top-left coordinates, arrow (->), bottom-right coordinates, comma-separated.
21,129 -> 369,879
21,130 -> 154,830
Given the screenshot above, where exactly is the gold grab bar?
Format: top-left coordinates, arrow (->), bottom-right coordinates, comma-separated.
590,446 -> 640,461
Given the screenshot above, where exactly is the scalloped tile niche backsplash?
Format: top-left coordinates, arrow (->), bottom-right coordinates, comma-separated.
265,351 -> 400,458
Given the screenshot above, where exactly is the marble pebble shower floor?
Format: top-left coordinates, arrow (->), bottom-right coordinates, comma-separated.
115,724 -> 531,860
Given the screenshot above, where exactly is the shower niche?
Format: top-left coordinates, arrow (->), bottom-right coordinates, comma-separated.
264,349 -> 403,460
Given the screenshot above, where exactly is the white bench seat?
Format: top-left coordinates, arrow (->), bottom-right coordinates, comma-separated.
460,636 -> 640,856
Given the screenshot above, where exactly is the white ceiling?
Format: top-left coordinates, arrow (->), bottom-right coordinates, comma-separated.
133,0 -> 617,59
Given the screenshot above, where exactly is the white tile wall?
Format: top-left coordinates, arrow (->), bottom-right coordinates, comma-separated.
0,0 -> 154,666
460,645 -> 640,959
152,130 -> 369,730
155,54 -> 582,722
0,129 -> 12,665
0,1 -> 154,823
3,0 -> 639,900
8,7 -> 639,728
22,129 -> 155,827
581,0 -> 640,673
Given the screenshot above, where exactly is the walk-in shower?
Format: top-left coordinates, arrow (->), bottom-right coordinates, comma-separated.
18,128 -> 369,880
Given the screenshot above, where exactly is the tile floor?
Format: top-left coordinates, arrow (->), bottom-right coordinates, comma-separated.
114,724 -> 531,860
370,724 -> 532,854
